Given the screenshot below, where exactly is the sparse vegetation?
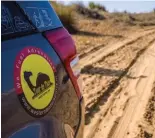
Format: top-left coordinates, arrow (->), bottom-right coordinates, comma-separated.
76,3 -> 105,20
50,1 -> 155,33
109,11 -> 155,26
50,1 -> 77,33
131,12 -> 155,26
109,12 -> 136,25
89,2 -> 96,9
89,2 -> 107,11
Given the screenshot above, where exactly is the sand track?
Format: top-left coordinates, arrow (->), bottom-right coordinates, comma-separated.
83,31 -> 155,116
79,29 -> 155,67
80,28 -> 155,138
107,43 -> 155,138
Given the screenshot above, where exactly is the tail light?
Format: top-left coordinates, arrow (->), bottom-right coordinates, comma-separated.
44,27 -> 82,99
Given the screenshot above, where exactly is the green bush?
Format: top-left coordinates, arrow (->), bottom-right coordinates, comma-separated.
89,2 -> 96,9
89,2 -> 107,11
95,4 -> 107,12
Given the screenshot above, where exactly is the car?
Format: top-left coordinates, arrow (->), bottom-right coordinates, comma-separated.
1,1 -> 84,138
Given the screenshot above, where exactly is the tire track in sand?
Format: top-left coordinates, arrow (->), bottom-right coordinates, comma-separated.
84,33 -> 155,138
79,29 -> 155,68
84,32 -> 155,118
93,42 -> 155,138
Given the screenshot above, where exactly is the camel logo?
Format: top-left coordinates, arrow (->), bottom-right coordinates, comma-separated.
14,47 -> 58,117
24,71 -> 53,99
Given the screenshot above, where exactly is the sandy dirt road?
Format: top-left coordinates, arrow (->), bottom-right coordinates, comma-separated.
79,28 -> 155,138
93,42 -> 155,138
79,29 -> 155,67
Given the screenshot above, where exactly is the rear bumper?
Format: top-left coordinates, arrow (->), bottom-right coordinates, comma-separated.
75,97 -> 85,138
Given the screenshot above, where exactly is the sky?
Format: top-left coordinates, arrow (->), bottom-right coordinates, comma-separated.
61,1 -> 155,13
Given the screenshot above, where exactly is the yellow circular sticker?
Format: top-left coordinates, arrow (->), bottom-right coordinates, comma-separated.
14,47 -> 58,117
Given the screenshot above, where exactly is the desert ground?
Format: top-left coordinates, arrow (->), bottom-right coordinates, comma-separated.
72,14 -> 155,138
53,2 -> 155,138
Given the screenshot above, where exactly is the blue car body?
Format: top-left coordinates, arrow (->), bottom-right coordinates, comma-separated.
1,1 -> 84,138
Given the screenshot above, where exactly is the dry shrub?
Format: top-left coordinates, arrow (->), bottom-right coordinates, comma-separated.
110,11 -> 155,26
132,12 -> 155,26
50,1 -> 77,33
76,3 -> 105,20
110,12 -> 136,25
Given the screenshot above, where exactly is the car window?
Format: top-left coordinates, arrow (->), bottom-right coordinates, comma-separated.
16,1 -> 62,32
1,2 -> 35,39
